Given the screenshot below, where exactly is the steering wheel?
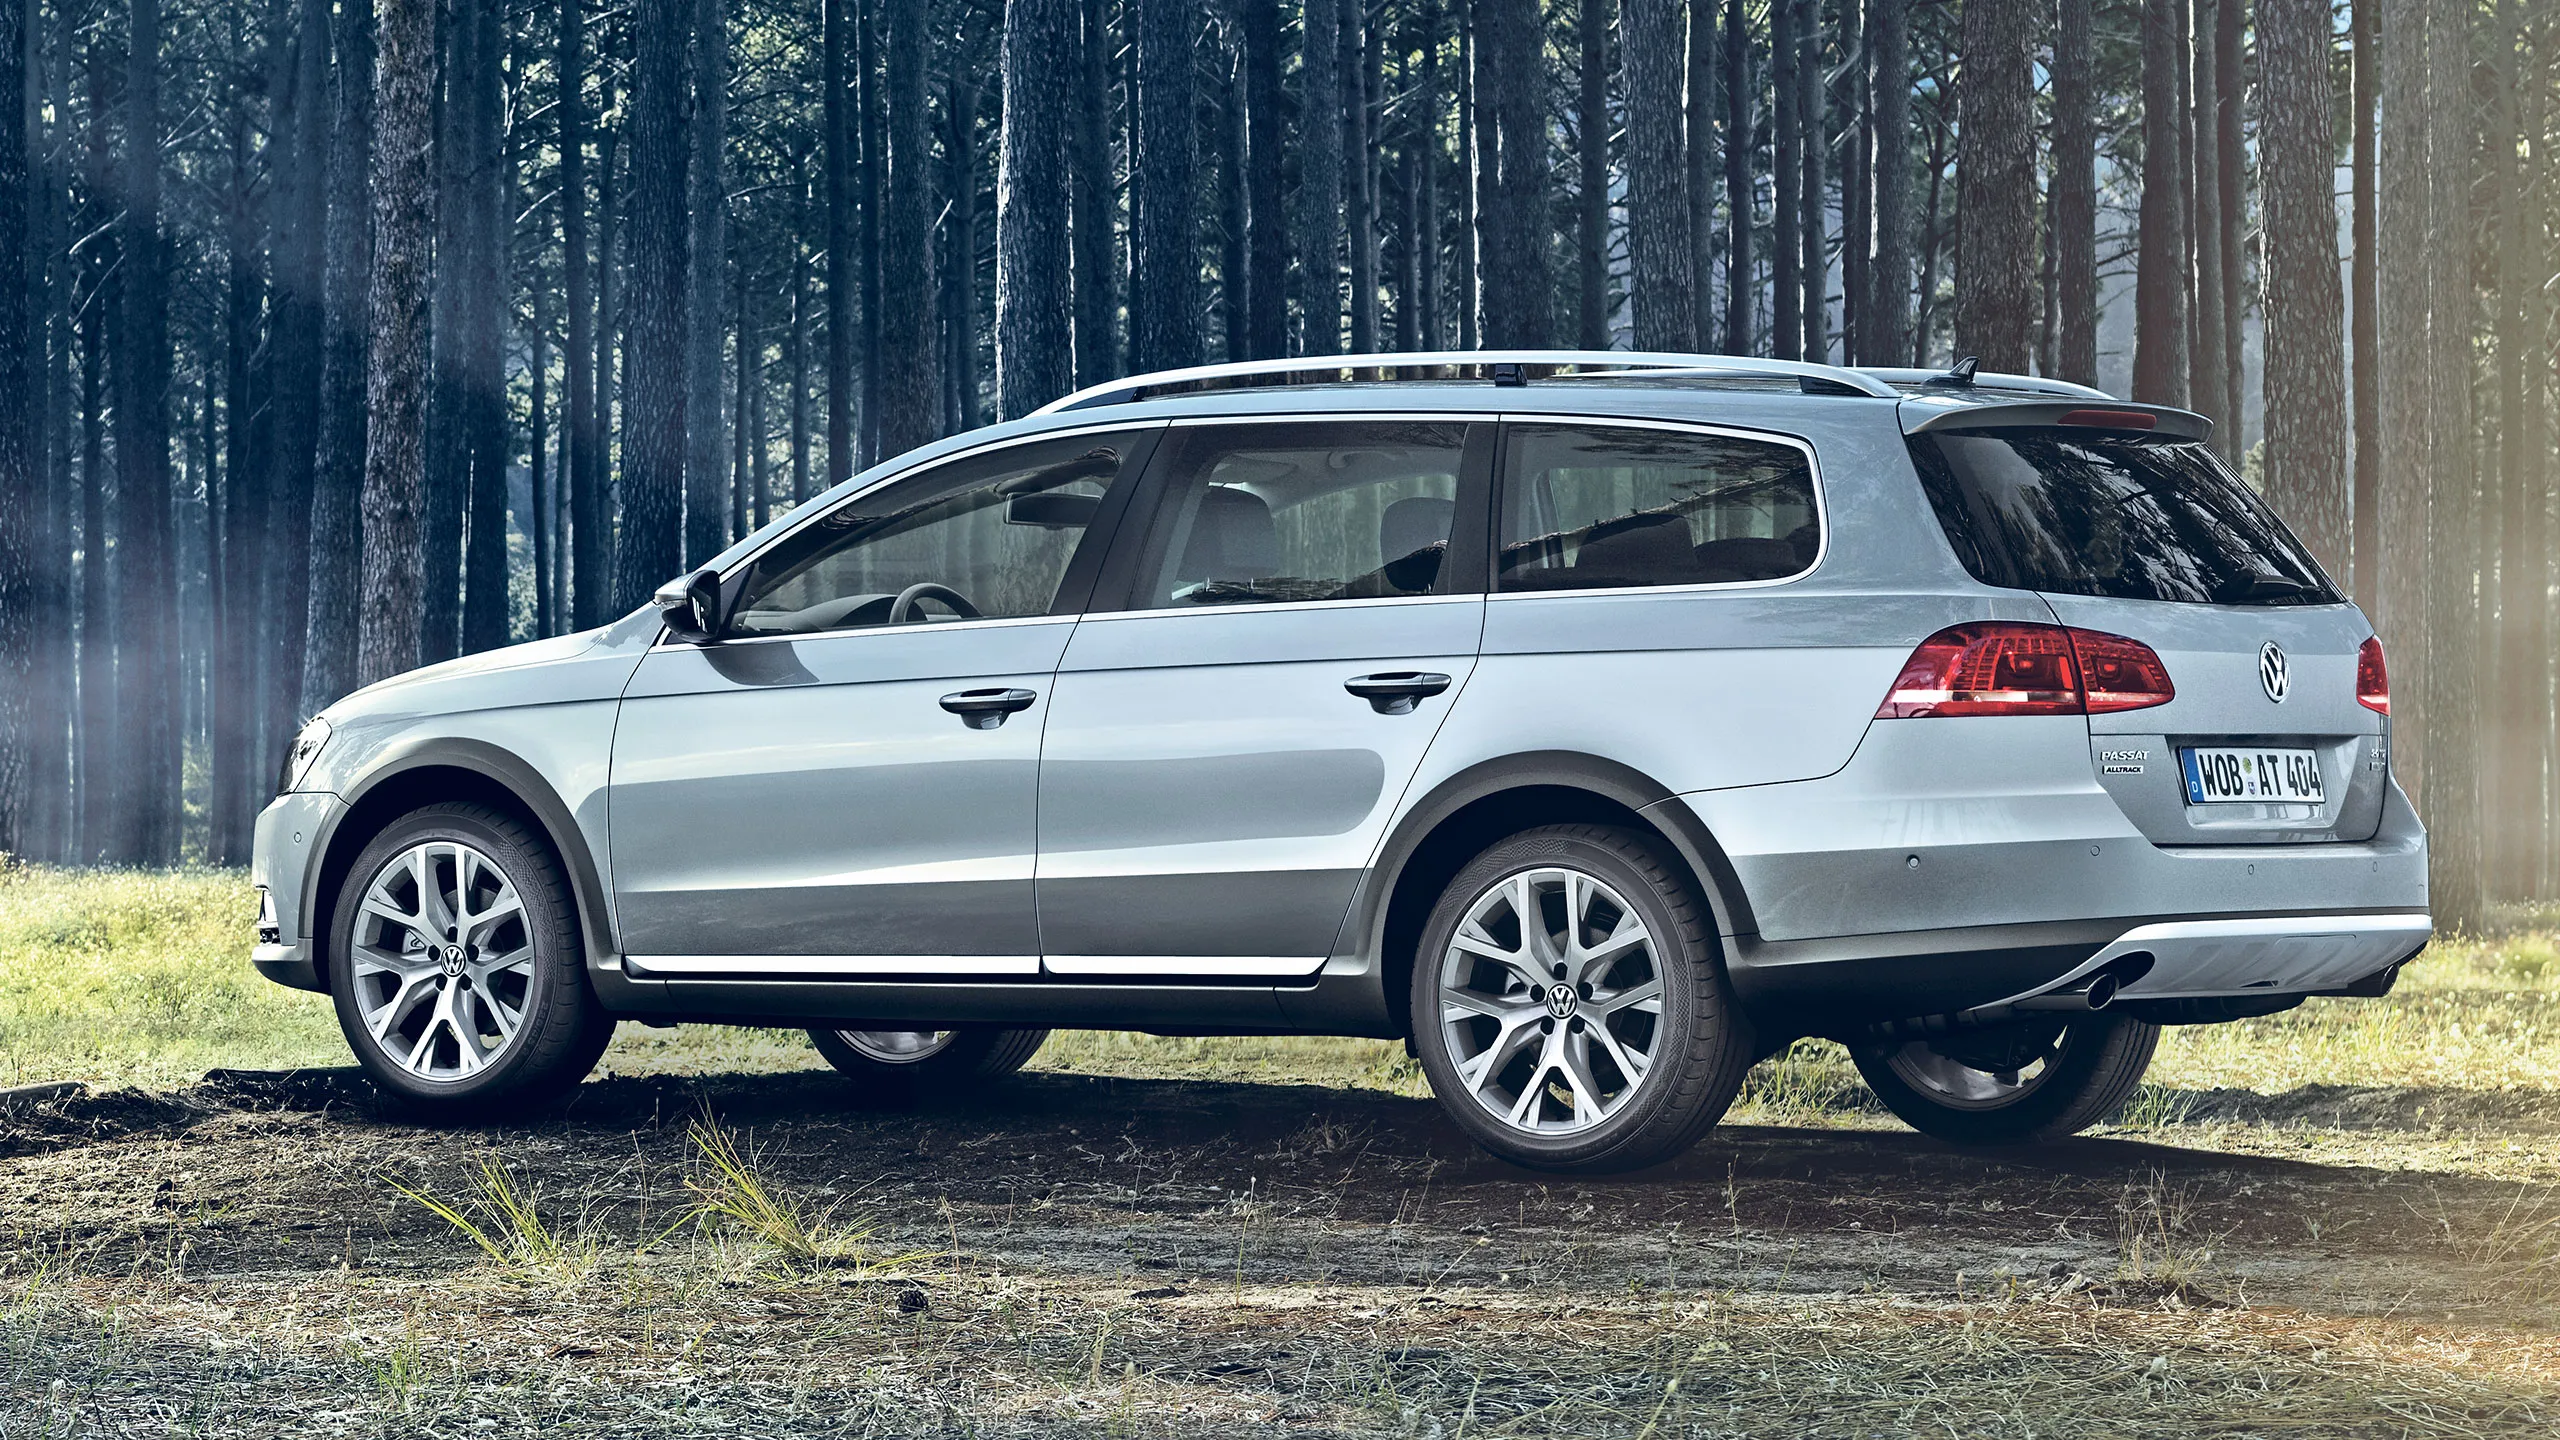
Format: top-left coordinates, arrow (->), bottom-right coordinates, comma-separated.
886,582 -> 983,625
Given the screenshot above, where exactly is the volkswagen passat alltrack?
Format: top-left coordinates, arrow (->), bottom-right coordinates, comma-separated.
250,352 -> 2429,1171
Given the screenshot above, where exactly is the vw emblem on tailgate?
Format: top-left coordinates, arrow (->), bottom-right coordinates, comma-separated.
2258,642 -> 2289,703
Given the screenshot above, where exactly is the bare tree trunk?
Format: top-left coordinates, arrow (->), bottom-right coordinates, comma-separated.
2374,0 -> 2431,797
258,0 -> 329,775
359,0 -> 436,685
423,4 -> 473,664
563,0 -> 605,626
1868,0 -> 1907,366
1240,0 -> 1284,359
685,0 -> 728,567
943,65 -> 982,431
789,154 -> 812,502
113,0 -> 176,863
1626,0 -> 1696,350
1299,0 -> 1342,354
1721,0 -> 1750,353
1686,0 -> 1716,348
2215,0 -> 2243,435
2188,0 -> 2228,445
875,0 -> 936,455
1220,26 -> 1251,357
1843,0 -> 1868,364
304,0 -> 373,710
822,0 -> 853,483
1073,0 -> 1120,381
458,0 -> 508,656
1419,0 -> 1443,348
1473,0 -> 1549,347
2349,0 -> 2378,603
858,0 -> 882,464
1574,0 -> 1607,349
1348,3 -> 1379,352
618,0 -> 690,607
1456,5 -> 1477,348
1797,0 -> 1824,361
2423,0 -> 2480,930
2132,0 -> 2189,404
73,34 -> 110,857
0,0 -> 31,852
1133,0 -> 1199,371
2492,0 -> 2534,898
2051,0 -> 2095,386
1769,0 -> 1799,359
998,0 -> 1075,415
2259,0 -> 2348,580
1951,0 -> 2034,372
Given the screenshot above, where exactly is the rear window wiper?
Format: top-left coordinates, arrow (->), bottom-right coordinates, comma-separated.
2214,574 -> 2321,604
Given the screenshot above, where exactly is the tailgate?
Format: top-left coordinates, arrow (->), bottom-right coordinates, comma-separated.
2040,595 -> 2386,844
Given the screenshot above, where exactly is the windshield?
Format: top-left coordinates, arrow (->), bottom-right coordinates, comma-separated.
1908,427 -> 2340,606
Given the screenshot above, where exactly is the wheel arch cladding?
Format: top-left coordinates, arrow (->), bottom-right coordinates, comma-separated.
1363,752 -> 1755,1041
308,744 -> 614,989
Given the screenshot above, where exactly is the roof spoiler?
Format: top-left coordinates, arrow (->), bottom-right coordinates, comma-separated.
1901,397 -> 2215,443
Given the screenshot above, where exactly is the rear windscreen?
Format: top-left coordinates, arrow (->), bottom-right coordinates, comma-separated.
1908,428 -> 2340,606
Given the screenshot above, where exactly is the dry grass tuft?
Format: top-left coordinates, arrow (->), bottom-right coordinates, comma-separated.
678,1117 -> 928,1275
387,1155 -> 598,1286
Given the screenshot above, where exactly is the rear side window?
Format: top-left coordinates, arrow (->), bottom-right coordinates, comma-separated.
1909,428 -> 2340,606
1497,423 -> 1819,592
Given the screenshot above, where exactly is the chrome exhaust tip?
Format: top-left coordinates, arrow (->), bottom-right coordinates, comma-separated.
2011,971 -> 2119,1013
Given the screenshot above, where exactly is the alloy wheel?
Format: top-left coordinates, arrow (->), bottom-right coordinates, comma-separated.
1435,866 -> 1665,1135
1881,1025 -> 2073,1111
347,841 -> 537,1082
834,1030 -> 958,1064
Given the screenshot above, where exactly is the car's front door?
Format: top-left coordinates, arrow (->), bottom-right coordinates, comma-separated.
607,425 -> 1158,977
1034,417 -> 1493,978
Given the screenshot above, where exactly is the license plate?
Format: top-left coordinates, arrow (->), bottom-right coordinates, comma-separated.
2181,746 -> 2325,804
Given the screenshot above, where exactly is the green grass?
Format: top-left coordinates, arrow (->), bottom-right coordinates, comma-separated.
4,863 -> 2555,1106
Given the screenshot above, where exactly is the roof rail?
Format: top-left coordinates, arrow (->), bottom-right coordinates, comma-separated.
1032,349 -> 1905,413
1855,367 -> 2115,401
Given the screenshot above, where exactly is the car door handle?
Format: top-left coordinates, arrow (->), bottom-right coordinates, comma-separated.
1344,671 -> 1453,715
938,687 -> 1039,729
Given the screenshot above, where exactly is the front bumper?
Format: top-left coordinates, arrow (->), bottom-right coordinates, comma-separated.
250,790 -> 348,994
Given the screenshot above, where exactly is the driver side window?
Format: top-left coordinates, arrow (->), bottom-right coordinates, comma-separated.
729,429 -> 1148,637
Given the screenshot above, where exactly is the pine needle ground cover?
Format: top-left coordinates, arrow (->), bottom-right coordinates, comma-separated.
3,864 -> 2556,1435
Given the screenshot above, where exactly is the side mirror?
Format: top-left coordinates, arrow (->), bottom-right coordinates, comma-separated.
653,567 -> 728,644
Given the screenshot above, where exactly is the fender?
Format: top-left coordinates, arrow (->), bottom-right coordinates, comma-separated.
307,736 -> 620,981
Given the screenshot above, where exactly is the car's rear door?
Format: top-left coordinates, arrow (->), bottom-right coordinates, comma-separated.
1032,417 -> 1494,978
606,425 -> 1159,977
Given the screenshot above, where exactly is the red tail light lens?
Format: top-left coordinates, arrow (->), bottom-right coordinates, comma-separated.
1876,623 -> 2173,719
2357,636 -> 2390,715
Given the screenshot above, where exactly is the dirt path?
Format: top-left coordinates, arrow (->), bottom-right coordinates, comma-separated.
4,1068 -> 2557,1436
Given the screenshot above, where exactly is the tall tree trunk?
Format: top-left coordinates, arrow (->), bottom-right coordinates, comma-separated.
423,3 -> 472,663
359,0 -> 436,685
2374,0 -> 2431,798
24,0 -> 70,858
997,0 -> 1075,415
2422,0 -> 2479,930
209,97 -> 263,865
823,0 -> 852,483
2188,0 -> 2228,445
944,66 -> 983,431
1797,0 -> 1824,361
857,0 -> 882,463
1842,0 -> 1869,363
532,267 -> 554,628
1133,0 -> 1200,370
618,0 -> 690,608
1475,0 -> 1549,346
1951,0 -> 2034,372
1299,0 -> 1342,354
1722,0 -> 1751,353
1769,0 -> 1800,359
875,0 -> 936,455
2052,0 -> 2095,386
1574,0 -> 1607,349
563,0 -> 605,626
1456,6 -> 1477,348
1220,26 -> 1251,357
1418,0 -> 1442,348
2132,0 -> 2189,403
1239,0 -> 1284,360
2259,0 -> 2348,578
303,0 -> 374,712
262,0 -> 328,773
1073,0 -> 1121,380
1685,0 -> 1716,348
790,157 -> 812,503
458,0 -> 508,655
594,28 -> 624,605
2349,0 -> 2379,603
1868,0 -> 1908,367
2493,0 -> 2534,896
685,0 -> 728,567
1626,0 -> 1695,350
73,32 -> 110,859
0,0 -> 30,852
1348,1 -> 1379,352
113,0 -> 176,864
2214,0 -> 2243,437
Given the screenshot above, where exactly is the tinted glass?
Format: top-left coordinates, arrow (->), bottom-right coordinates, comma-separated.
730,430 -> 1142,635
1908,428 -> 2340,606
1131,421 -> 1467,608
1497,424 -> 1819,591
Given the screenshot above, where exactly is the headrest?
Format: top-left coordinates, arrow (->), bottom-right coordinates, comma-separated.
1694,535 -> 1804,581
1175,486 -> 1280,580
1381,496 -> 1456,563
1573,513 -> 1699,585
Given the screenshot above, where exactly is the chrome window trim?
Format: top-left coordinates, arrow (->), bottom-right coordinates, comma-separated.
1490,410 -> 1830,597
1071,592 -> 1484,627
648,609 -> 1080,654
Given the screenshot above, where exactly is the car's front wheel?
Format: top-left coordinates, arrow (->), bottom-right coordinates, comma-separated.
806,1026 -> 1049,1100
329,803 -> 615,1116
1409,825 -> 1754,1173
1852,1012 -> 2160,1145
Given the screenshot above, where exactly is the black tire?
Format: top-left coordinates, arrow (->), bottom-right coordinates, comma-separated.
1408,824 -> 1754,1173
806,1025 -> 1050,1101
329,803 -> 614,1117
1853,1012 -> 2160,1146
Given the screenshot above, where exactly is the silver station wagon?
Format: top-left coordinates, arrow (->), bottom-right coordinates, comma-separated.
251,352 -> 2431,1172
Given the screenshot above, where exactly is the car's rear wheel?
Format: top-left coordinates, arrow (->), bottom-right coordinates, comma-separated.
329,803 -> 614,1116
1409,825 -> 1753,1173
806,1025 -> 1049,1100
1852,1012 -> 2160,1145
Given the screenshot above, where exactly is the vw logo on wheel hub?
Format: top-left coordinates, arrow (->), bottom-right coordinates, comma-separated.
440,944 -> 467,977
2258,641 -> 2289,704
1544,982 -> 1579,1020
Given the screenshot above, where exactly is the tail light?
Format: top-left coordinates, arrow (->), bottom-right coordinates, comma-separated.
1876,622 -> 2174,719
2357,636 -> 2390,715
